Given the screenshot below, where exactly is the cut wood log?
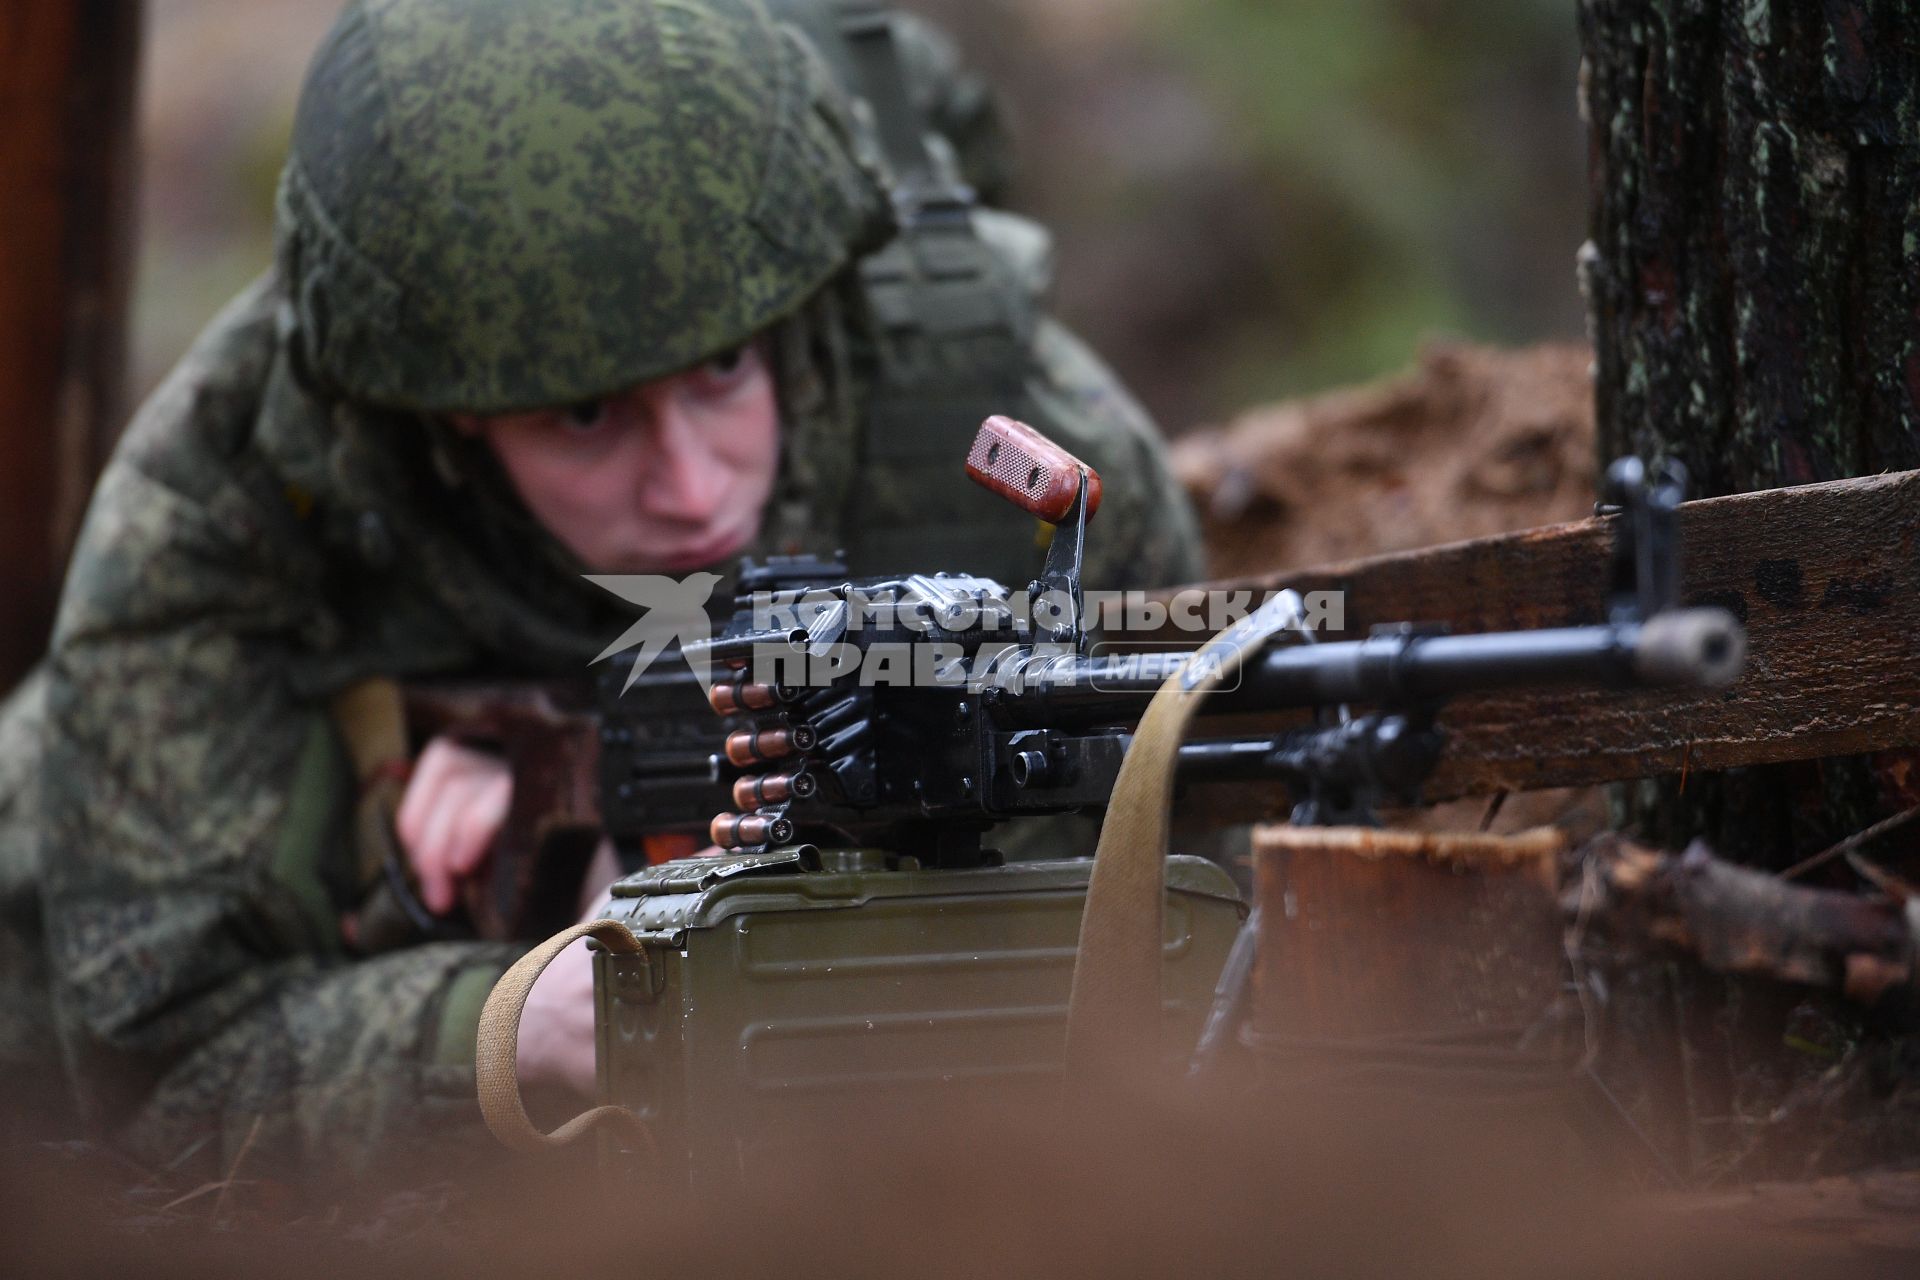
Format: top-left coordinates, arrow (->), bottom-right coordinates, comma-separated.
1249,822 -> 1566,1046
1250,824 -> 1567,874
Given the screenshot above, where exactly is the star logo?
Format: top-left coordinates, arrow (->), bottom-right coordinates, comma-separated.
587,572 -> 726,694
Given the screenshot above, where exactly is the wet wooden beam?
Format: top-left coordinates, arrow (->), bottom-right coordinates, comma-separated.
1171,469 -> 1920,810
0,0 -> 141,692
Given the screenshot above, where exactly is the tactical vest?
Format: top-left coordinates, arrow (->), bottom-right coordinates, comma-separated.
812,2 -> 1052,588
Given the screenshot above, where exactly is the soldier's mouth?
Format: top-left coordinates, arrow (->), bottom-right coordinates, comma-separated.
652,521 -> 754,572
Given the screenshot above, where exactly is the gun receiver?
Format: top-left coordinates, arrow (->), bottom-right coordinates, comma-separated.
593,420 -> 1746,863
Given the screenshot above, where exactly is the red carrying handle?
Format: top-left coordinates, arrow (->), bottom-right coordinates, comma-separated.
965,415 -> 1103,525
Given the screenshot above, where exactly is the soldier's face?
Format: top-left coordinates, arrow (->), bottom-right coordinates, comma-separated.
454,342 -> 782,573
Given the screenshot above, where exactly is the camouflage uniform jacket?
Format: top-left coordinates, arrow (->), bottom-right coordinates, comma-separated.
15,261 -> 1201,1174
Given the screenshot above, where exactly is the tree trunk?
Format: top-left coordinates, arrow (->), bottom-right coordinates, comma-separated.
1579,0 -> 1920,867
1578,0 -> 1920,1180
0,0 -> 142,695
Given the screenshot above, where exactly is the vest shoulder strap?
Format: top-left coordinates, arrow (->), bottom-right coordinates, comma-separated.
830,3 -> 1048,582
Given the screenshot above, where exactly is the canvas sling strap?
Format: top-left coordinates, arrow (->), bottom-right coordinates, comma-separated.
330,677 -> 469,949
330,677 -> 409,889
1064,592 -> 1306,1078
332,679 -> 428,947
475,918 -> 655,1154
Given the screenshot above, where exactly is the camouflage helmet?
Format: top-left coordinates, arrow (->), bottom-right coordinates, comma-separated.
275,0 -> 892,413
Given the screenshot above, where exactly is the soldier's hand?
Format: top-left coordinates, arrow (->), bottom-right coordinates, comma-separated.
577,837 -> 623,916
396,736 -> 513,916
517,865 -> 614,1099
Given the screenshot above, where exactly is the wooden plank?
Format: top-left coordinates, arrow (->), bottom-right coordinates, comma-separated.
1166,470 -> 1920,805
0,0 -> 140,691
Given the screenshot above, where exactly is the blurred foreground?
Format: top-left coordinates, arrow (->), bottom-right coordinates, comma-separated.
6,1066 -> 1915,1277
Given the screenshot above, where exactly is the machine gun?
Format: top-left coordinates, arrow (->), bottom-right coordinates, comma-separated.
474,415 -> 1748,1182
402,415 -> 1737,953
597,416 -> 1743,870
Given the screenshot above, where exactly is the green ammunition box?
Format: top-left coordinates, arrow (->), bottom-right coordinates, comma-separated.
594,849 -> 1245,1190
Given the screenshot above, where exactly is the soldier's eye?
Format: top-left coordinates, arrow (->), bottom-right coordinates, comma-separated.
565,400 -> 606,431
705,347 -> 745,378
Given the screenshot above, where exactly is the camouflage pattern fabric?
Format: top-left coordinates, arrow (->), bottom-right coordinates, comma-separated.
279,0 -> 890,413
7,0 -> 1203,1178
763,0 -> 1015,202
0,668 -> 55,1089
21,262 -> 1196,1175
38,281 -> 538,1174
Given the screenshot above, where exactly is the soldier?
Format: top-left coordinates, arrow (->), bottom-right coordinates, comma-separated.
3,0 -> 1201,1174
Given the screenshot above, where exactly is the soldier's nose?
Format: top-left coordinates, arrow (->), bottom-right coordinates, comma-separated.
642,402 -> 729,521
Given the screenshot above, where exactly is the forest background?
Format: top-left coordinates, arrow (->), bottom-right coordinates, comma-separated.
133,0 -> 1589,437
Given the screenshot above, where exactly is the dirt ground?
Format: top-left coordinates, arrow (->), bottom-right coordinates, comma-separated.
1174,340 -> 1609,840
1172,339 -> 1599,582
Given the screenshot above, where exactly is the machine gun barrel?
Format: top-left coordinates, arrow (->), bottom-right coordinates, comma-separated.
1006,607 -> 1744,719
1243,607 -> 1743,705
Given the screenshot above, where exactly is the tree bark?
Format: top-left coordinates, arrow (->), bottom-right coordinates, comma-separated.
1578,0 -> 1920,1180
0,0 -> 142,694
1579,0 -> 1920,867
